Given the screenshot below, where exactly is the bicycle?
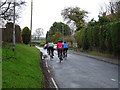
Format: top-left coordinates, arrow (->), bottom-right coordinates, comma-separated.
63,51 -> 67,60
63,48 -> 68,60
58,49 -> 63,63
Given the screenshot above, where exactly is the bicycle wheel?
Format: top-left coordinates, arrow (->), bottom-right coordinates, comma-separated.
59,56 -> 62,63
64,55 -> 67,60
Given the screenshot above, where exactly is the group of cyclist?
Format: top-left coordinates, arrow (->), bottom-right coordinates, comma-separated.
44,40 -> 69,62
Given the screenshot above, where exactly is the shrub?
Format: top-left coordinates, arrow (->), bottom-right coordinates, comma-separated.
22,27 -> 31,44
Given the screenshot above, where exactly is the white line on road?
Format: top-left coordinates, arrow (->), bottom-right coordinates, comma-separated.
46,61 -> 48,68
51,77 -> 59,90
48,70 -> 50,73
111,78 -> 116,81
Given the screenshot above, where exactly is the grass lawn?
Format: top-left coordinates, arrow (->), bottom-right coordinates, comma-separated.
68,47 -> 77,50
2,43 -> 45,88
32,39 -> 45,43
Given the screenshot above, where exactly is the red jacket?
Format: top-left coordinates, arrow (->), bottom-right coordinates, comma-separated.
57,42 -> 63,49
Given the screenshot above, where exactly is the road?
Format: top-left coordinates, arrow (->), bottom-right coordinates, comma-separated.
37,46 -> 119,88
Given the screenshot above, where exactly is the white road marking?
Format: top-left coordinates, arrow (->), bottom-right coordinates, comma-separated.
48,70 -> 50,73
111,78 -> 116,81
45,61 -> 48,68
51,77 -> 59,90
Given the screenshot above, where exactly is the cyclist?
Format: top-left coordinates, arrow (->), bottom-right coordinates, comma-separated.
57,40 -> 63,62
48,42 -> 54,58
44,42 -> 49,54
63,41 -> 69,58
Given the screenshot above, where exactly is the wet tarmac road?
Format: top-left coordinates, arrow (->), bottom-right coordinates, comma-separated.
37,46 -> 119,88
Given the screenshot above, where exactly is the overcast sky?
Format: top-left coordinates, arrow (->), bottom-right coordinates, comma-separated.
18,0 -> 110,37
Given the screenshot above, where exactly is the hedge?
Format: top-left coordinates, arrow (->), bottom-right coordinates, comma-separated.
76,21 -> 120,55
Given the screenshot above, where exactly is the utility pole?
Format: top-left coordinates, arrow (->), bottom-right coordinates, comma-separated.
30,0 -> 33,46
13,0 -> 16,51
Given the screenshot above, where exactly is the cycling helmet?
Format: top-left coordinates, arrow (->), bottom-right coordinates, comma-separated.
58,40 -> 63,42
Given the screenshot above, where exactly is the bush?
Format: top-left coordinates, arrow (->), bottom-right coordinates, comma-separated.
76,28 -> 89,50
39,42 -> 45,47
109,22 -> 120,55
22,27 -> 31,44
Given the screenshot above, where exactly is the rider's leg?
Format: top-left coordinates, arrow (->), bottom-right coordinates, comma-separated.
65,48 -> 68,57
63,48 -> 65,57
49,48 -> 51,55
57,49 -> 60,57
50,47 -> 53,56
51,47 -> 54,56
60,49 -> 63,60
48,48 -> 50,55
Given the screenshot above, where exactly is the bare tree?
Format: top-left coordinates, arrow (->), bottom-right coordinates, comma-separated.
0,0 -> 26,21
99,1 -> 120,18
61,7 -> 88,31
32,33 -> 36,40
35,28 -> 44,40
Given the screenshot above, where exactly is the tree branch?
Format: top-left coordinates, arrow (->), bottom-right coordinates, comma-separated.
1,2 -> 11,15
0,0 -> 7,8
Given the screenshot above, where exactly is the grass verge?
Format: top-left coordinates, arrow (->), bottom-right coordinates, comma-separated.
2,43 -> 45,88
68,47 -> 77,50
84,51 -> 113,58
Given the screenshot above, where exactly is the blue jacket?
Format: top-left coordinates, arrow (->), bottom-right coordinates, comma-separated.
63,43 -> 68,48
